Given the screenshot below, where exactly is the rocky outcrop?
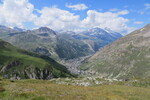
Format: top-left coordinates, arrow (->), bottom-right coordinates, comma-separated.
24,67 -> 53,80
0,61 -> 21,72
0,61 -> 54,80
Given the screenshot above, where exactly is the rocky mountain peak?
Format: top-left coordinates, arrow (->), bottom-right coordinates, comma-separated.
0,25 -> 11,30
0,25 -> 17,33
38,27 -> 56,34
0,25 -> 7,28
13,27 -> 25,32
88,27 -> 106,33
31,27 -> 57,37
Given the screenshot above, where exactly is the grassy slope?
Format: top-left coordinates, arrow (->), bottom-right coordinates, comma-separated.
0,39 -> 72,79
0,79 -> 150,100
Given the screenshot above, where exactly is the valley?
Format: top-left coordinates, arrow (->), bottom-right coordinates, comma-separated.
0,23 -> 150,100
0,0 -> 150,100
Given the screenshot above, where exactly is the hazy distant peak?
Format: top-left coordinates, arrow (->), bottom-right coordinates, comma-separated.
34,27 -> 57,35
39,27 -> 53,32
89,27 -> 105,32
13,27 -> 25,32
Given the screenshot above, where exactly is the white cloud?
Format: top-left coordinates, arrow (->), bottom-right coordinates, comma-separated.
117,10 -> 129,15
66,3 -> 88,10
145,3 -> 150,9
34,6 -> 81,31
0,0 -> 133,34
0,0 -> 37,28
81,10 -> 132,33
134,21 -> 143,25
34,7 -> 132,33
35,8 -> 133,34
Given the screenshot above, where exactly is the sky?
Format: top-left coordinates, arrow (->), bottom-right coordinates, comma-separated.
0,0 -> 150,35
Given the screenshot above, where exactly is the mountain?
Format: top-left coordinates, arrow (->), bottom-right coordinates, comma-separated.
79,24 -> 150,79
0,25 -> 17,37
61,27 -> 122,52
0,39 -> 72,80
1,27 -> 92,61
13,27 -> 25,32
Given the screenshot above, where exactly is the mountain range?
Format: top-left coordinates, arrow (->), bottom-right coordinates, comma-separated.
60,27 -> 122,52
0,25 -> 122,73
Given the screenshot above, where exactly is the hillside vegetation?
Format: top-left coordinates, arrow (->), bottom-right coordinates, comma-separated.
0,39 -> 72,79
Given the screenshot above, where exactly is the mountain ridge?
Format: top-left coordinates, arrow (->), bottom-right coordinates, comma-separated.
79,24 -> 150,79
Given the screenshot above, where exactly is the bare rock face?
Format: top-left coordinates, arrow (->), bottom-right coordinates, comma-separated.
24,68 -> 53,80
80,24 -> 150,79
0,61 -> 21,72
0,61 -> 54,80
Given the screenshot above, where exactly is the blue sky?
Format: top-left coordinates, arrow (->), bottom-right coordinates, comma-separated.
0,0 -> 150,34
29,0 -> 150,25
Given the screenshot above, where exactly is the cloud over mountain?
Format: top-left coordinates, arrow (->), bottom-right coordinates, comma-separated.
0,0 -> 135,34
